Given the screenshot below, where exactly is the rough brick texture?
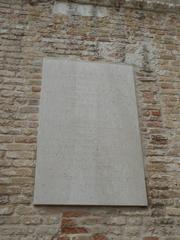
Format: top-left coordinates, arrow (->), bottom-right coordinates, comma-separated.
0,0 -> 180,239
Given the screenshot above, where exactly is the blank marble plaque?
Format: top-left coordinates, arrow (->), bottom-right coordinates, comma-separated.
34,58 -> 147,206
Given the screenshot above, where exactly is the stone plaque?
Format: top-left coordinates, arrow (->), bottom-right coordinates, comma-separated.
34,58 -> 147,206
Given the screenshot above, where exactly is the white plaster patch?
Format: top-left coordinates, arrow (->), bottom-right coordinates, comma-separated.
125,42 -> 158,71
125,43 -> 144,67
53,2 -> 108,17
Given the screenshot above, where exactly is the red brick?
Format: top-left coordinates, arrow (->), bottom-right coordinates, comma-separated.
146,121 -> 162,128
61,218 -> 76,227
62,227 -> 88,234
143,237 -> 159,240
151,110 -> 161,116
143,91 -> 155,103
151,135 -> 168,145
63,211 -> 89,218
92,234 -> 107,240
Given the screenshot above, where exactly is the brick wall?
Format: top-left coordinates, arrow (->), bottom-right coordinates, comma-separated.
0,0 -> 179,239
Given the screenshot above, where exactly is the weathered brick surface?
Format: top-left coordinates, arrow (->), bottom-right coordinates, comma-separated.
0,0 -> 179,239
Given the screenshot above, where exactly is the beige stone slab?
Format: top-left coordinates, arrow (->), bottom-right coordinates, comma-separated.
34,58 -> 147,206
53,2 -> 108,17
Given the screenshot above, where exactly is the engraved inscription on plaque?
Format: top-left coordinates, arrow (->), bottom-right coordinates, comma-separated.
34,58 -> 147,206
